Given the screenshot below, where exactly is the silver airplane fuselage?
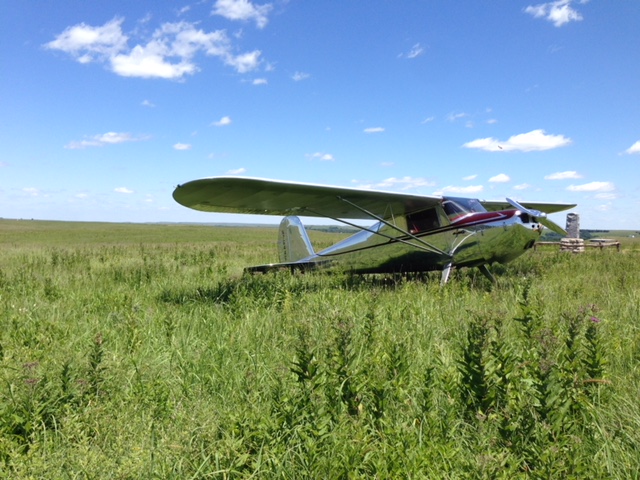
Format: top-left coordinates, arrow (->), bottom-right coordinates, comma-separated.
312,210 -> 540,274
252,202 -> 543,282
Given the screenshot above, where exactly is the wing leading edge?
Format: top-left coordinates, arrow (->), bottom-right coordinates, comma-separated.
173,176 -> 443,220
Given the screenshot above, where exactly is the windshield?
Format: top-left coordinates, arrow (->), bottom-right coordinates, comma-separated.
442,197 -> 486,222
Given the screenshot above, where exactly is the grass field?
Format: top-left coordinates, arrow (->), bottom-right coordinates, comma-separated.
1,219 -> 639,478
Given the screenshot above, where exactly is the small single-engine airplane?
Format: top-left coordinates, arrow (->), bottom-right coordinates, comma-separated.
173,176 -> 576,284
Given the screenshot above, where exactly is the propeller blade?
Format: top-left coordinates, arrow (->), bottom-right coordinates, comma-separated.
506,197 -> 543,218
506,197 -> 567,236
539,217 -> 568,236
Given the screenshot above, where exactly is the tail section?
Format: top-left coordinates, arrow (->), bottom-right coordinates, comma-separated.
278,216 -> 314,263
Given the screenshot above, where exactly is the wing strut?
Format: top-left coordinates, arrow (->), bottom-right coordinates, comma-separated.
303,208 -> 445,256
305,196 -> 451,258
337,196 -> 451,257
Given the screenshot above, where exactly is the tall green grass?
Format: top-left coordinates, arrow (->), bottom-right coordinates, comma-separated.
1,220 -> 639,478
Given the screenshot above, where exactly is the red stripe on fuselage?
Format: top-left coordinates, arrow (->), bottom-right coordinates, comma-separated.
452,209 -> 518,227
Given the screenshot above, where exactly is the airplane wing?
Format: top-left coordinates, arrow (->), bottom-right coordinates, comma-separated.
173,176 -> 443,220
480,200 -> 576,214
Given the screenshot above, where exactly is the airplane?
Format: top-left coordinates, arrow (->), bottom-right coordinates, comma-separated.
173,176 -> 576,284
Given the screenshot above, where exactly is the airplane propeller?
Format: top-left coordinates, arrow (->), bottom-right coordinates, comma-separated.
506,197 -> 568,236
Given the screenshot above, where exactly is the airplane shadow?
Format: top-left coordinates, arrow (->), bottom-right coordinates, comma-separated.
158,267 -> 517,308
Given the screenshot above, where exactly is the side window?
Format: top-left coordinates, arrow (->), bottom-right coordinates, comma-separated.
407,208 -> 440,233
442,200 -> 468,222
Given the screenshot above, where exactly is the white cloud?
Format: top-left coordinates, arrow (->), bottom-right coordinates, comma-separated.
463,129 -> 572,152
46,18 -> 261,79
173,143 -> 192,150
227,167 -> 247,175
624,140 -> 640,155
446,112 -> 468,122
524,0 -> 584,27
141,99 -> 155,107
400,43 -> 424,59
225,50 -> 261,73
489,173 -> 510,183
212,0 -> 273,29
376,177 -> 435,190
307,152 -> 335,162
463,174 -> 477,181
65,132 -> 148,149
23,187 -> 40,196
421,117 -> 435,124
435,185 -> 484,195
292,71 -> 310,81
567,181 -> 615,192
364,127 -> 385,134
595,193 -> 617,200
115,187 -> 134,194
354,176 -> 435,191
252,78 -> 268,85
513,183 -> 532,190
544,170 -> 583,180
595,202 -> 613,212
111,45 -> 197,79
44,17 -> 128,62
212,116 -> 232,127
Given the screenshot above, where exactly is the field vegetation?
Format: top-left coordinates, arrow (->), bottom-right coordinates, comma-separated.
1,219 -> 639,478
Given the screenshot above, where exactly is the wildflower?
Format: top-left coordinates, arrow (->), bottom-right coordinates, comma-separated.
590,316 -> 601,324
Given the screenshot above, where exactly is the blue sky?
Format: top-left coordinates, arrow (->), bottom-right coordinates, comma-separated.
2,0 -> 639,229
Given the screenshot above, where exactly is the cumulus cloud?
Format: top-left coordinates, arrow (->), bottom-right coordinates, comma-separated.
544,170 -> 583,180
65,132 -> 148,149
307,152 -> 335,162
463,129 -> 572,152
354,176 -> 435,191
225,50 -> 262,73
624,140 -> 640,155
364,127 -> 385,134
513,183 -> 532,190
463,174 -> 477,181
524,0 -> 584,27
46,18 -> 262,79
566,181 -> 615,192
44,17 -> 128,63
489,173 -> 510,183
376,177 -> 435,190
252,78 -> 268,85
211,116 -> 232,127
435,185 -> 484,195
115,187 -> 134,194
227,167 -> 247,175
173,143 -> 192,150
212,0 -> 273,29
292,71 -> 310,81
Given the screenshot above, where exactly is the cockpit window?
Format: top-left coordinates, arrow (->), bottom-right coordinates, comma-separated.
407,208 -> 440,233
442,197 -> 487,222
